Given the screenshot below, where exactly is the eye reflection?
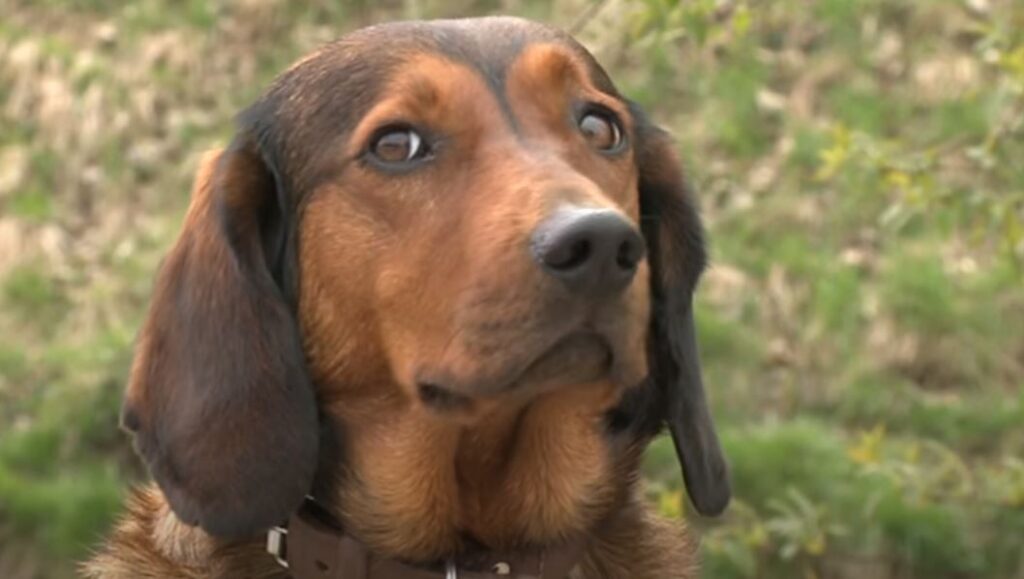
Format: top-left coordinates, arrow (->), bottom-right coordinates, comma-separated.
579,111 -> 623,152
370,128 -> 427,164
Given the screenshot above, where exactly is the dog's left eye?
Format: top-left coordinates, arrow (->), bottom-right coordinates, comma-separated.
369,127 -> 428,164
579,111 -> 623,152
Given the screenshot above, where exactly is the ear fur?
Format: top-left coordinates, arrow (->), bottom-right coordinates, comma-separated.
632,104 -> 731,517
121,138 -> 319,538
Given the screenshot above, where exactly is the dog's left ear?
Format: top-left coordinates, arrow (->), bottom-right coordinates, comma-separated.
632,104 -> 731,516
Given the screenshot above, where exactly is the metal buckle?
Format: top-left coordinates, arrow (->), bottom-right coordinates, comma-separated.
445,559 -> 458,579
267,526 -> 289,569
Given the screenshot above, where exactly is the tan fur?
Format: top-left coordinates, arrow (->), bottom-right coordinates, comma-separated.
325,380 -> 626,559
572,497 -> 699,579
81,487 -> 282,579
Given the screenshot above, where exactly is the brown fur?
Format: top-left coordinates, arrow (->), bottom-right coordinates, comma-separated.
85,16 -> 729,579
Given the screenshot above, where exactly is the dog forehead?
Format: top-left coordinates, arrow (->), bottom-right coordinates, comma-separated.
348,17 -> 588,82
239,18 -> 618,198
271,17 -> 614,120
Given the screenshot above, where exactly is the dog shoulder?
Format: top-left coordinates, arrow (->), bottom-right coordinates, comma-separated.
573,496 -> 699,579
81,485 -> 280,579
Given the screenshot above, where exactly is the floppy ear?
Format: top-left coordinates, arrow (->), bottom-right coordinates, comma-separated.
633,106 -> 731,516
120,137 -> 319,538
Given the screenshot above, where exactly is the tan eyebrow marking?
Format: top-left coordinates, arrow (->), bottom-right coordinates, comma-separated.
346,53 -> 500,158
505,43 -> 632,137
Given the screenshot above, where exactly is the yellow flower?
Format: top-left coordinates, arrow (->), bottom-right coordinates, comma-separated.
804,532 -> 827,556
816,125 -> 851,181
659,489 -> 684,519
848,425 -> 886,465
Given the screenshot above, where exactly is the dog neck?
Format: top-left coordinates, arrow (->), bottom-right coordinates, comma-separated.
268,497 -> 588,578
314,378 -> 627,563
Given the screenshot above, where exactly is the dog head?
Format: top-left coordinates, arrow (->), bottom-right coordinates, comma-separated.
121,17 -> 729,539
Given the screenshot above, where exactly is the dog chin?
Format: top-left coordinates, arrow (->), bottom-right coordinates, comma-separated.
512,333 -> 649,395
506,332 -> 612,391
414,331 -> 650,420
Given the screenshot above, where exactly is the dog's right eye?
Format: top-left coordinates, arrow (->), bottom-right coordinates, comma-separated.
369,127 -> 429,165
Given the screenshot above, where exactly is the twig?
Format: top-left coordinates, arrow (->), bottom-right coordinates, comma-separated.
569,0 -> 612,35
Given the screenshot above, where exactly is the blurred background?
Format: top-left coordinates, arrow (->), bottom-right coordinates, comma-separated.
1,0 -> 1022,577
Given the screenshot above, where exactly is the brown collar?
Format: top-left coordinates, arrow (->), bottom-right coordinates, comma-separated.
267,499 -> 588,579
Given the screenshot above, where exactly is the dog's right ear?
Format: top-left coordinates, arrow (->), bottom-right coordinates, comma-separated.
121,137 -> 318,538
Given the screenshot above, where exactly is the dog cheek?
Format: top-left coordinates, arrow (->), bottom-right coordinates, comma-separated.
621,266 -> 653,388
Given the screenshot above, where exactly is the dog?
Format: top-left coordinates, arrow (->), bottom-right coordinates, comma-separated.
83,16 -> 730,579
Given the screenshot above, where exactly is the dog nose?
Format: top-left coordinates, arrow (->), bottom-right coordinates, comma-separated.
531,207 -> 646,295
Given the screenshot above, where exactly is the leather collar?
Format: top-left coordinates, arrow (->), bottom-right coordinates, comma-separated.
267,499 -> 588,579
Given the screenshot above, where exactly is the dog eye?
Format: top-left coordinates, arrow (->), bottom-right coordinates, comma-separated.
579,111 -> 623,152
369,128 -> 427,164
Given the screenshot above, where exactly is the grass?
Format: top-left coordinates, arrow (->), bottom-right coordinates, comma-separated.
0,0 -> 1022,578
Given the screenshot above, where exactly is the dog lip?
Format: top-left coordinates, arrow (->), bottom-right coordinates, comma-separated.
495,329 -> 612,392
415,326 -> 619,401
417,382 -> 474,411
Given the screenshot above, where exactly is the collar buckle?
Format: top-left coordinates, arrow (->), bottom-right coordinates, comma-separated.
266,526 -> 289,569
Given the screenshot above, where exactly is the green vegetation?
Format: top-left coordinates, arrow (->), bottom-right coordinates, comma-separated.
1,0 -> 1021,577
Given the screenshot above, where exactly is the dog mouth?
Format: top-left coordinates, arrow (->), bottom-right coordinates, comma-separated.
416,330 -> 613,413
508,331 -> 613,390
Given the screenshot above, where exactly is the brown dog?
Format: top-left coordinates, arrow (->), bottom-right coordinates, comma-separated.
83,16 -> 729,579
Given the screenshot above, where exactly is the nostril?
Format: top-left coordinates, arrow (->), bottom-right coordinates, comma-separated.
616,240 -> 639,270
546,238 -> 591,271
616,227 -> 647,272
